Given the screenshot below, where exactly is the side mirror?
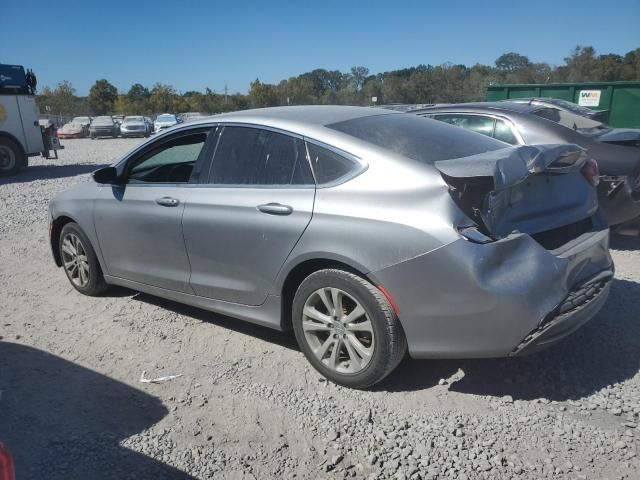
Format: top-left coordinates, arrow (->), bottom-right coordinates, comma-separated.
92,166 -> 122,184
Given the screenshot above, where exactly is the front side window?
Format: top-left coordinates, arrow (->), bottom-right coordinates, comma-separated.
127,132 -> 206,183
209,127 -> 314,186
493,119 -> 519,145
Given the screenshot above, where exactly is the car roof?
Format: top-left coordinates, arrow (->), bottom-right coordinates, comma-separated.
413,101 -> 538,115
193,105 -> 398,127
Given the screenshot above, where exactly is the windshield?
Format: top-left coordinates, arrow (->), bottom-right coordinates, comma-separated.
124,116 -> 144,123
92,117 -> 113,125
532,107 -> 609,135
156,115 -> 176,122
327,114 -> 505,164
72,117 -> 90,123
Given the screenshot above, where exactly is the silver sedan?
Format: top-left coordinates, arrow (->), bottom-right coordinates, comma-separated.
49,106 -> 613,388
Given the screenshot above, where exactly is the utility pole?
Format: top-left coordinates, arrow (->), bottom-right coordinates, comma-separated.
224,84 -> 228,104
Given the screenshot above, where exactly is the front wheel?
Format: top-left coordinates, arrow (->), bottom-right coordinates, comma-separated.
59,222 -> 109,296
292,269 -> 407,388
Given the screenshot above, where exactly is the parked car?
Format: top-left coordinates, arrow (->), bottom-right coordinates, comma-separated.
71,116 -> 92,136
120,116 -> 150,138
181,112 -> 208,123
89,116 -> 119,139
154,113 -> 178,131
57,121 -> 86,139
504,98 -> 609,123
413,102 -> 640,227
49,106 -> 612,388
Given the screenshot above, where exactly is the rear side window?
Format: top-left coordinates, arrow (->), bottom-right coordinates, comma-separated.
209,127 -> 314,186
306,143 -> 357,185
493,119 -> 519,145
434,114 -> 495,138
328,114 -> 504,164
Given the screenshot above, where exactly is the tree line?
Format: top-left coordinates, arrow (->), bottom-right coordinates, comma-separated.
37,46 -> 640,117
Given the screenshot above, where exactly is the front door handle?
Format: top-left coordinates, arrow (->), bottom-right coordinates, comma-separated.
257,203 -> 293,216
156,196 -> 180,207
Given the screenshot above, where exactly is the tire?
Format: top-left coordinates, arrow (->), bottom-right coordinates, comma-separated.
292,269 -> 407,388
0,137 -> 27,177
59,222 -> 109,296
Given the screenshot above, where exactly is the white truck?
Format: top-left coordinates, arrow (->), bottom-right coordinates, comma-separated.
0,64 -> 63,176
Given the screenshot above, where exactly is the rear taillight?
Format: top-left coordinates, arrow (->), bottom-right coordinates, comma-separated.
581,158 -> 600,187
0,443 -> 15,480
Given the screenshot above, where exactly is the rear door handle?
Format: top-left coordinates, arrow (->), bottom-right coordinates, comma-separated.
156,196 -> 180,207
257,203 -> 293,215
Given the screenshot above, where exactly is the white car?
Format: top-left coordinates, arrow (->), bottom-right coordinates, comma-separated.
153,113 -> 178,132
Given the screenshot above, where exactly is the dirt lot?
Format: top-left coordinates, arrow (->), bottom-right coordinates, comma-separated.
1,138 -> 639,480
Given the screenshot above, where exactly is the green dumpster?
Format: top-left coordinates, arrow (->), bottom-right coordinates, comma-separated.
487,81 -> 640,128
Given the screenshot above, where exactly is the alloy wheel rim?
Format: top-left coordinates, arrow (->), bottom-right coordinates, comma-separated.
0,146 -> 15,171
302,287 -> 375,374
61,233 -> 90,288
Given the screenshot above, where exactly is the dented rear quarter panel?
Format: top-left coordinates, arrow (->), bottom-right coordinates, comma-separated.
371,225 -> 612,358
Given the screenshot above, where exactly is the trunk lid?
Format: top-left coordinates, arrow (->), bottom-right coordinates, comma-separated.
435,144 -> 599,240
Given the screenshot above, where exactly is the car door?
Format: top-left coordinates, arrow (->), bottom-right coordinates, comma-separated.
94,127 -> 214,292
182,125 -> 316,305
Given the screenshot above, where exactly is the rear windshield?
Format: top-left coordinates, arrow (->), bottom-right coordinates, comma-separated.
157,115 -> 176,122
327,114 -> 505,164
532,107 -> 609,135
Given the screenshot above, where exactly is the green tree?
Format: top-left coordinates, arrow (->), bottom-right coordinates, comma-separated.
149,83 -> 177,113
88,79 -> 118,115
350,66 -> 370,92
495,52 -> 531,72
249,79 -> 278,107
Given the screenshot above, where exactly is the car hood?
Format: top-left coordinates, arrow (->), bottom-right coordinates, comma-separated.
60,124 -> 83,132
122,122 -> 145,127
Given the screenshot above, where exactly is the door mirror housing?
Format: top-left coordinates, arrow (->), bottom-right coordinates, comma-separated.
92,166 -> 122,184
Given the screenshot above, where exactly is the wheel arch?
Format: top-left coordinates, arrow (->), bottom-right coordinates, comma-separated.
50,215 -> 77,267
0,132 -> 27,157
278,256 -> 373,331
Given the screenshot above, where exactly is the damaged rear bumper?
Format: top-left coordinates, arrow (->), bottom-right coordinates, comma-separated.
370,219 -> 613,359
510,269 -> 612,356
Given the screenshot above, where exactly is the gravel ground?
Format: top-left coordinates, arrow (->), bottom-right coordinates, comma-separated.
0,138 -> 639,480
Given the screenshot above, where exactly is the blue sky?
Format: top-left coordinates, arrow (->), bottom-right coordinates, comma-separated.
3,0 -> 639,95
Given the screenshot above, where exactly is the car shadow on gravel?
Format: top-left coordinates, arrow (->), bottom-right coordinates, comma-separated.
0,342 -> 195,480
132,293 -> 299,351
377,278 -> 640,400
0,163 -> 108,185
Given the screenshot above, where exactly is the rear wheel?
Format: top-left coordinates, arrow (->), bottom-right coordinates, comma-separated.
59,222 -> 108,296
0,137 -> 27,176
292,269 -> 407,388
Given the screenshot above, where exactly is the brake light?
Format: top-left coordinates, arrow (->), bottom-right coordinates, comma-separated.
581,158 -> 600,187
0,443 -> 15,480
